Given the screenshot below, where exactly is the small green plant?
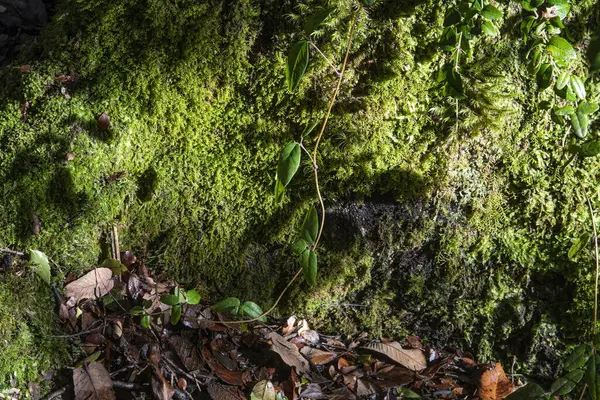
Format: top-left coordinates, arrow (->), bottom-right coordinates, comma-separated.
130,286 -> 201,326
209,1 -> 366,324
212,297 -> 267,322
437,0 -> 504,133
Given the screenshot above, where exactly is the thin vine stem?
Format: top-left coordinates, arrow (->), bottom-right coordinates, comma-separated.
581,183 -> 599,336
189,11 -> 359,326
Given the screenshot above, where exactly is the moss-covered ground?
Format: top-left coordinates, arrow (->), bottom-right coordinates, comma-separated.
1,0 -> 600,390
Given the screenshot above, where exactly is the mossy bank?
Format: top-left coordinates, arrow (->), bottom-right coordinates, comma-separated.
1,0 -> 600,390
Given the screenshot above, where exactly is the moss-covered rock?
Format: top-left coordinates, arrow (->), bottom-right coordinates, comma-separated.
1,0 -> 600,389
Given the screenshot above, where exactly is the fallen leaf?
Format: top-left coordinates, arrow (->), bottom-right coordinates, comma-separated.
18,65 -> 31,73
202,347 -> 248,386
362,341 -> 427,371
65,268 -> 114,301
251,380 -> 276,400
73,363 -> 116,400
300,347 -> 337,365
98,113 -> 111,130
21,101 -> 29,121
478,362 -> 514,400
268,332 -> 311,375
127,274 -> 142,299
355,378 -> 380,398
299,383 -> 325,399
65,152 -> 75,161
168,335 -> 202,372
151,369 -> 174,400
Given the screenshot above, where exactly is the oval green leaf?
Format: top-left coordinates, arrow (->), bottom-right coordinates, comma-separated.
301,250 -> 317,285
551,369 -> 584,395
301,206 -> 319,243
241,301 -> 266,322
274,178 -> 285,203
304,9 -> 330,36
571,112 -> 589,139
171,304 -> 182,325
212,297 -> 241,313
277,142 -> 301,187
29,249 -> 50,284
481,4 -> 503,19
130,305 -> 144,315
504,383 -> 546,400
547,37 -> 576,64
570,76 -> 586,100
286,41 -> 309,92
482,20 -> 499,37
292,238 -> 308,255
556,71 -> 570,90
569,232 -> 592,259
185,290 -> 201,305
580,141 -> 600,158
547,0 -> 570,19
578,102 -> 599,115
565,344 -> 593,371
536,63 -> 553,89
554,105 -> 574,115
161,295 -> 180,306
141,314 -> 150,329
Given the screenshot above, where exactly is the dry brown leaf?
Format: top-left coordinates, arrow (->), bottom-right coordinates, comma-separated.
151,369 -> 174,400
300,347 -> 337,366
268,332 -> 310,375
355,378 -> 380,398
478,362 -> 514,400
73,363 -> 116,400
362,341 -> 426,371
65,268 -> 114,301
168,335 -> 202,372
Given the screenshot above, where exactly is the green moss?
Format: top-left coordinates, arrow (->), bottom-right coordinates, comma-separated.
0,275 -> 67,391
1,0 -> 600,388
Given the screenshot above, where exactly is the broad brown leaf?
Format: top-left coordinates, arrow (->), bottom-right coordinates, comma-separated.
362,342 -> 426,371
73,363 -> 116,400
168,335 -> 202,372
478,362 -> 514,400
300,347 -> 337,365
65,268 -> 114,301
268,332 -> 311,375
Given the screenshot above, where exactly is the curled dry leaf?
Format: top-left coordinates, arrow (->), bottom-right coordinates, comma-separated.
73,363 -> 116,400
268,332 -> 310,375
362,341 -> 427,371
65,268 -> 114,301
478,362 -> 514,400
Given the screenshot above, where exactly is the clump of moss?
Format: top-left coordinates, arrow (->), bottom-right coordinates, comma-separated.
0,0 -> 600,389
0,275 -> 67,391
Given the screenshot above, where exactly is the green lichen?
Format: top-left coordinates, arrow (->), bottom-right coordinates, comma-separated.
1,0 -> 600,390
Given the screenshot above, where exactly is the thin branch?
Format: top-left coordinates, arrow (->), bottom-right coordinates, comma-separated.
0,248 -> 25,256
313,14 -> 358,249
309,40 -> 341,76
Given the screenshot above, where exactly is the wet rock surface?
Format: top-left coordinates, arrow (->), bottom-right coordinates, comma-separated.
0,0 -> 53,66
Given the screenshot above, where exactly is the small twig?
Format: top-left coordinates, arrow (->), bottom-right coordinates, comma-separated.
112,225 -> 121,261
42,385 -> 68,400
309,40 -> 341,76
0,248 -> 25,256
578,383 -> 588,400
112,381 -> 149,392
581,184 -> 599,335
50,323 -> 103,339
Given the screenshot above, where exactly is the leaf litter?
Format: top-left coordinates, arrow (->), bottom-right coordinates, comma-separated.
44,249 -> 524,400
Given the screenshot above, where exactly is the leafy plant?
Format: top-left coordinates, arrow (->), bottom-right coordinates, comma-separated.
131,286 -> 201,326
211,0 -> 365,324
